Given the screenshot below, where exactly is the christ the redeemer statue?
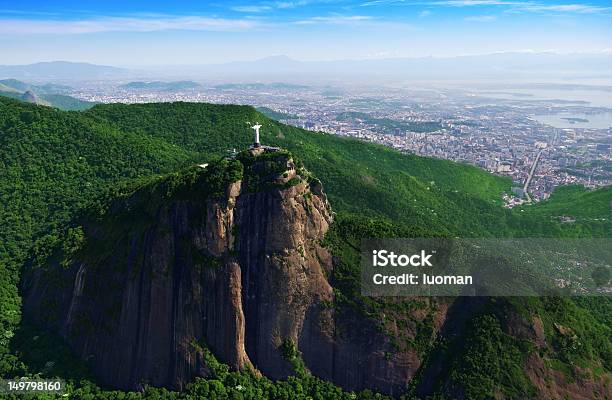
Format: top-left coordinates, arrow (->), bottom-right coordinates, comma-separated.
252,123 -> 262,147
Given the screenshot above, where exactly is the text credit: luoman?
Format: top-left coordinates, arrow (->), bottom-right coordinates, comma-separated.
371,250 -> 473,286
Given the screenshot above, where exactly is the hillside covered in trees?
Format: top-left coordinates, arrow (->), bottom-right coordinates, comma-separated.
0,96 -> 610,399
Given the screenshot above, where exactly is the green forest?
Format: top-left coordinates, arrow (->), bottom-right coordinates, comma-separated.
0,96 -> 610,399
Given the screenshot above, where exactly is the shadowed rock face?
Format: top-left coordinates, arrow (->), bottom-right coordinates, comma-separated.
22,148 -> 421,394
20,148 -> 612,398
20,90 -> 40,104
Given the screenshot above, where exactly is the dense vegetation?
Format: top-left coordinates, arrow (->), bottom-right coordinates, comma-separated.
256,106 -> 299,121
520,184 -> 611,219
84,101 -> 609,237
0,97 -> 194,375
335,111 -> 445,134
0,96 -> 610,398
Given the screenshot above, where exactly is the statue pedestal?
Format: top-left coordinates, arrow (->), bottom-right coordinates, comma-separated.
248,146 -> 265,156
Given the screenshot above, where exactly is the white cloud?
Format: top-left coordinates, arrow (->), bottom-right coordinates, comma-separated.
0,9 -> 60,16
275,1 -> 310,9
361,0 -> 521,6
464,14 -> 497,21
453,0 -> 611,13
230,1 -> 310,13
362,0 -> 611,14
434,1 -> 519,5
0,16 -> 259,35
294,15 -> 375,25
514,3 -> 611,13
418,10 -> 432,17
231,5 -> 272,13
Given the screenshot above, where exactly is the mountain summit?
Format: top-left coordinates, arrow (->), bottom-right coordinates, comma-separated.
24,148 -> 339,390
20,90 -> 41,105
23,148 -> 455,395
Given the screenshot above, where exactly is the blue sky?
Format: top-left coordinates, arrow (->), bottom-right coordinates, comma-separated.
0,0 -> 610,65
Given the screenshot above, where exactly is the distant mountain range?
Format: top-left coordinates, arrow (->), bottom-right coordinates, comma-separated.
0,78 -> 72,94
0,78 -> 95,110
0,61 -> 127,80
160,53 -> 612,82
3,52 -> 612,82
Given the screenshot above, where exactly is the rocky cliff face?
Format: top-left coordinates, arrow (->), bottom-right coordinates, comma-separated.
20,90 -> 41,105
23,147 -> 420,394
20,147 -> 611,398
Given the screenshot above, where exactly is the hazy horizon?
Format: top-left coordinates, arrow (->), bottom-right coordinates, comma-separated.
2,49 -> 612,67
